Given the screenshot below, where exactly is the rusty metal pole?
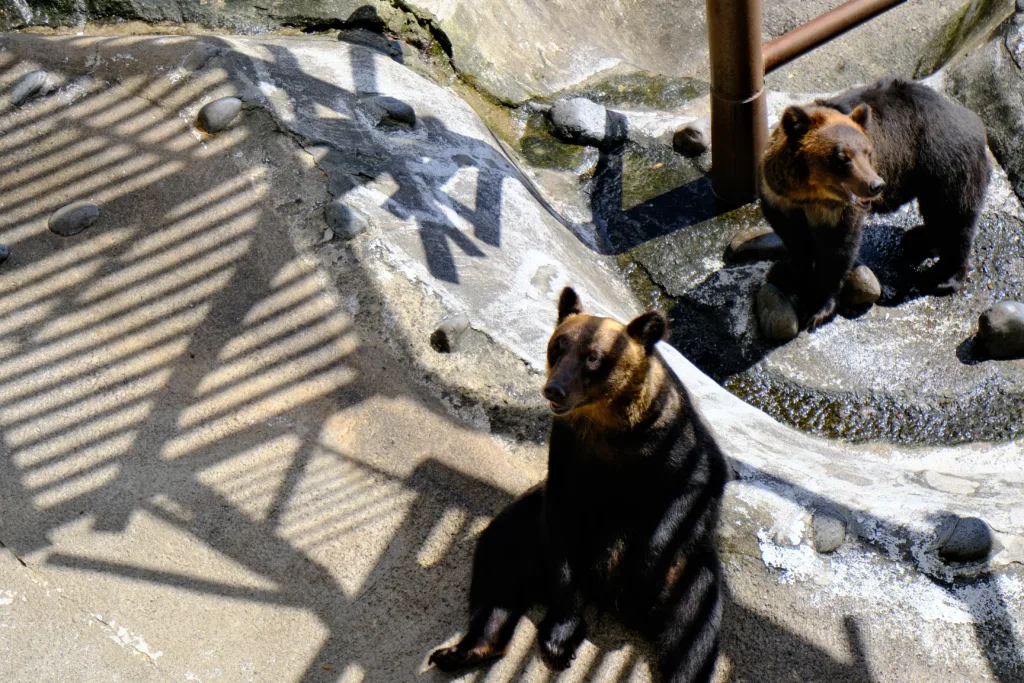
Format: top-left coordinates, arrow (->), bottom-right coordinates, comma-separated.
707,0 -> 768,205
763,0 -> 907,73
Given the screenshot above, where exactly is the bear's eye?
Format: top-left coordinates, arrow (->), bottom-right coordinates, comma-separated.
548,336 -> 568,361
585,351 -> 602,371
831,148 -> 851,170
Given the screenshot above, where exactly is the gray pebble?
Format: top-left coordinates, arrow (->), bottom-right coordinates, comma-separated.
11,70 -> 49,107
725,227 -> 787,263
756,282 -> 799,342
978,301 -> 1024,359
369,95 -> 416,127
839,264 -> 881,308
48,202 -> 100,237
937,516 -> 993,562
811,507 -> 847,554
549,97 -> 622,147
430,314 -> 471,353
673,116 -> 710,157
0,244 -> 8,265
324,200 -> 369,239
197,97 -> 243,134
182,44 -> 224,72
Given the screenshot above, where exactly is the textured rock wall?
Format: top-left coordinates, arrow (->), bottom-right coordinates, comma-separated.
1,0 -> 976,104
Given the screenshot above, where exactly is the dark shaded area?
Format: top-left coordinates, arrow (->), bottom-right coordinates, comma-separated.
587,112 -> 727,255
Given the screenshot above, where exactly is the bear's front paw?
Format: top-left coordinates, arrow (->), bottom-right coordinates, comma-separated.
538,617 -> 586,670
802,298 -> 838,331
428,642 -> 503,672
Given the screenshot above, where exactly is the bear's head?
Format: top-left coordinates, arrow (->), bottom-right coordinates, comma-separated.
543,287 -> 667,419
778,103 -> 885,208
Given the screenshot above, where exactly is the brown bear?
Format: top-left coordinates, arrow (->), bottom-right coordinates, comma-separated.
760,78 -> 991,330
429,287 -> 729,683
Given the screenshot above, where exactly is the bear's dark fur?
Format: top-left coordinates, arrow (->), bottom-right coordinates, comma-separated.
760,78 -> 991,329
429,288 -> 729,683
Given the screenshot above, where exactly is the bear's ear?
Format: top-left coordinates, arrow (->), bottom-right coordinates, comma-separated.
782,106 -> 812,140
557,287 -> 584,324
626,310 -> 668,353
849,103 -> 871,129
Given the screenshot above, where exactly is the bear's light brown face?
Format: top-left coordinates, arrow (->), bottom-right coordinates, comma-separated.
544,314 -> 639,415
781,104 -> 886,209
543,287 -> 667,417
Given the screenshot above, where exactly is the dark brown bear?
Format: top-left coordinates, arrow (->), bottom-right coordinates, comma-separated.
429,287 -> 729,683
760,78 -> 991,329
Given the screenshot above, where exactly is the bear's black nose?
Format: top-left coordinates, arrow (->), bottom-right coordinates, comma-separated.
543,383 -> 567,403
869,178 -> 885,196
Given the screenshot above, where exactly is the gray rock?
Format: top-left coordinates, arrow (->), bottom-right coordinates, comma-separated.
0,244 -> 8,265
756,283 -> 799,343
48,202 -> 100,237
946,19 -> 1024,199
324,200 -> 369,239
182,44 -> 224,71
672,116 -> 710,157
338,28 -> 402,57
549,97 -> 619,147
977,301 -> 1024,359
811,506 -> 848,554
430,314 -> 471,353
1018,0 -> 1024,12
10,70 -> 48,106
937,516 -> 993,562
725,227 -> 787,264
915,0 -> 1015,78
839,264 -> 882,308
368,95 -> 416,127
196,97 -> 242,134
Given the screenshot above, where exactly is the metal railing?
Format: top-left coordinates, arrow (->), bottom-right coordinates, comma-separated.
707,0 -> 908,204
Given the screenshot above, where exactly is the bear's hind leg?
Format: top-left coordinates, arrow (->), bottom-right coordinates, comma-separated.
429,488 -> 544,672
916,191 -> 983,295
900,225 -> 939,267
653,550 -> 723,683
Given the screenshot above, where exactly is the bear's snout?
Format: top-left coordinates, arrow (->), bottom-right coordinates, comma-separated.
543,382 -> 567,403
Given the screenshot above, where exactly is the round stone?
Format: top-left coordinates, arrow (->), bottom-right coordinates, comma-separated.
839,264 -> 882,308
756,282 -> 799,343
0,244 -> 8,265
977,301 -> 1024,359
549,97 -> 613,147
725,227 -> 787,264
811,507 -> 848,554
324,200 -> 368,239
937,516 -> 993,562
430,313 -> 471,353
48,202 -> 100,237
196,97 -> 243,134
370,95 -> 416,127
11,70 -> 49,107
672,116 -> 710,157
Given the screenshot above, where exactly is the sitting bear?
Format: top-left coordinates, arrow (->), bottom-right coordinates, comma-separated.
429,288 -> 729,683
759,78 -> 990,329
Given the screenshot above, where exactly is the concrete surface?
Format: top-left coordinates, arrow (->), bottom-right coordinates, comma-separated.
0,31 -> 1020,683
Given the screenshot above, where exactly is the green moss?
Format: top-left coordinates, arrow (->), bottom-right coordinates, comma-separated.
518,111 -> 588,170
915,0 -> 1014,77
568,69 -> 709,111
618,141 -> 702,210
616,256 -> 676,314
